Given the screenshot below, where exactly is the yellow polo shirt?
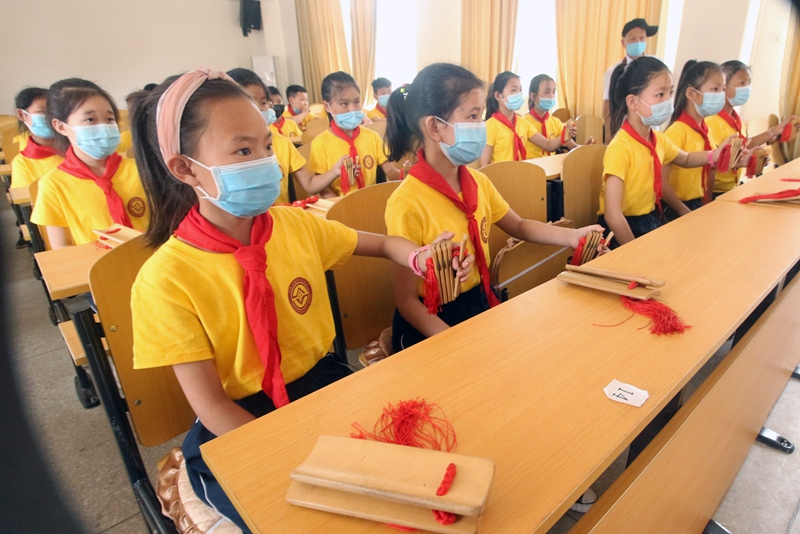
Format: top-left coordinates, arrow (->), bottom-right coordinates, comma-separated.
10,152 -> 63,188
282,109 -> 316,128
485,114 -> 535,163
116,130 -> 133,155
665,120 -> 716,202
366,106 -> 386,120
271,117 -> 302,139
524,113 -> 565,159
599,128 -> 680,216
273,132 -> 307,205
307,128 -> 388,196
385,168 -> 509,296
31,158 -> 149,245
132,206 -> 358,400
706,114 -> 745,193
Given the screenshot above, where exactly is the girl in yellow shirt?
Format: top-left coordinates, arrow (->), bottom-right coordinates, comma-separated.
11,87 -> 62,189
307,71 -> 399,196
31,78 -> 148,248
384,63 -> 603,352
524,74 -> 581,159
479,71 -> 536,166
129,69 -> 471,532
600,57 -> 729,247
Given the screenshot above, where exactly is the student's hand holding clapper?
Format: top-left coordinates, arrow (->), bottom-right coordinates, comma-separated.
428,231 -> 475,283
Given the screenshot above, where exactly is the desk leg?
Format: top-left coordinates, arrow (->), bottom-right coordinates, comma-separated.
703,520 -> 733,534
73,362 -> 100,409
792,365 -> 800,380
626,392 -> 682,467
325,270 -> 348,365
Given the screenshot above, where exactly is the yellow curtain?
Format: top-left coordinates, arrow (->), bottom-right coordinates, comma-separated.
461,0 -> 520,86
296,0 -> 352,103
350,0 -> 377,106
782,5 -> 800,161
555,0 -> 662,119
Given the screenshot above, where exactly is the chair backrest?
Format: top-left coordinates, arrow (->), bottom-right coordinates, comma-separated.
325,181 -> 401,349
576,114 -> 603,145
309,103 -> 326,117
364,119 -> 386,139
768,113 -> 787,166
302,117 -> 329,145
552,107 -> 571,122
4,141 -> 19,163
28,179 -> 54,250
2,127 -> 19,156
118,109 -> 130,132
478,161 -> 547,260
89,236 -> 195,447
293,143 -> 313,200
562,144 -> 606,229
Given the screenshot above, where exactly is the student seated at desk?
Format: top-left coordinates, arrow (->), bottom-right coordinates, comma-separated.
366,77 -> 392,121
524,74 -> 584,159
31,78 -> 149,248
599,57 -> 729,247
283,84 -> 316,130
227,68 -> 327,204
266,85 -> 302,139
11,87 -> 63,189
384,63 -> 603,352
307,72 -> 399,197
128,68 -> 472,533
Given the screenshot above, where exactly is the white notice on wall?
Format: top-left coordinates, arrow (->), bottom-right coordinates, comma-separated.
604,379 -> 649,407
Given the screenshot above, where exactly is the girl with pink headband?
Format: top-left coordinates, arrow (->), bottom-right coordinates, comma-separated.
129,68 -> 473,531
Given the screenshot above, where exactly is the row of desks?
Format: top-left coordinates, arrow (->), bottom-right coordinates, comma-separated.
199,163 -> 800,532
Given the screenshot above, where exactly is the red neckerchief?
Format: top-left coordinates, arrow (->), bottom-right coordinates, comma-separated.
273,116 -> 287,136
375,103 -> 387,118
58,147 -> 132,227
409,149 -> 499,308
620,120 -> 663,212
676,111 -> 712,204
329,122 -> 365,194
718,109 -> 744,138
20,137 -> 58,159
530,109 -> 552,156
174,206 -> 289,407
491,112 -> 526,161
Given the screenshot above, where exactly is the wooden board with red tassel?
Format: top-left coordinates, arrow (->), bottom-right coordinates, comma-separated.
425,236 -> 468,314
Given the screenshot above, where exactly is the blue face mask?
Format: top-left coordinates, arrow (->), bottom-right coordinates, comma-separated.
637,98 -> 674,127
262,109 -> 277,126
435,117 -> 487,166
292,107 -> 302,114
23,111 -> 54,139
694,90 -> 726,118
727,86 -> 751,107
626,41 -> 646,58
189,154 -> 283,218
334,110 -> 365,130
538,98 -> 557,112
67,123 -> 121,160
377,94 -> 390,108
504,93 -> 525,111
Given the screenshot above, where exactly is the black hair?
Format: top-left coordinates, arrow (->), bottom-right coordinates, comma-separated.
670,60 -> 724,125
720,60 -> 750,86
14,87 -> 48,134
608,56 -> 670,135
143,83 -> 158,91
226,68 -> 269,99
46,78 -> 120,155
125,89 -> 150,110
266,85 -> 282,98
485,71 -> 521,119
528,74 -> 555,110
321,71 -> 360,121
130,76 -> 251,248
286,84 -> 307,100
385,63 -> 483,162
372,77 -> 391,93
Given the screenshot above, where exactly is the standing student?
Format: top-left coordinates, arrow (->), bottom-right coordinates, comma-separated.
524,74 -> 582,159
706,60 -> 796,196
283,84 -> 316,130
129,69 -> 471,533
31,78 -> 148,248
600,57 -> 728,247
11,88 -> 63,189
366,77 -> 392,121
663,60 -> 726,218
602,18 -> 659,141
307,72 -> 399,196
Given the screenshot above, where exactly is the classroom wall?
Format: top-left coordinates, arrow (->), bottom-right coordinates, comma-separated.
0,0 -> 267,114
259,0 -> 305,91
416,0 -> 462,69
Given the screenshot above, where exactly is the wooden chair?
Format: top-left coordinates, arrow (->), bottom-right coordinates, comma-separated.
301,115 -> 329,145
576,114 -> 603,145
292,143 -> 312,201
118,109 -> 130,131
769,113 -> 787,167
309,103 -> 326,117
3,141 -> 19,165
562,144 -> 606,229
364,119 -> 386,139
325,181 -> 401,350
71,236 -> 195,531
552,107 -> 571,123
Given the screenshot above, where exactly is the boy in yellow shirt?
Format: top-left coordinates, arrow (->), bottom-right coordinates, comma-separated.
366,77 -> 392,121
284,84 -> 316,130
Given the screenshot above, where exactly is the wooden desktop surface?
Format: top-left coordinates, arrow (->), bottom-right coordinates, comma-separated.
35,243 -> 108,300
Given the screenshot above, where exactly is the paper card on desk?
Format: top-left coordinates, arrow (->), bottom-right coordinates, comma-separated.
604,379 -> 649,407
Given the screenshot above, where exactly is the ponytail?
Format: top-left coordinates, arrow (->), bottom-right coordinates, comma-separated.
670,59 -> 724,125
485,71 -> 519,119
609,56 -> 671,136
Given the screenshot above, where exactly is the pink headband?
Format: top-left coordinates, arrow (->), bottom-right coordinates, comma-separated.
155,67 -> 234,161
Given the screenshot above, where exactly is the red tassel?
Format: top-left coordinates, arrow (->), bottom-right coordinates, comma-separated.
739,187 -> 800,204
423,257 -> 441,315
437,464 -> 457,496
570,237 -> 586,266
781,178 -> 800,182
620,296 -> 691,335
340,164 -> 350,194
746,154 -> 758,178
432,510 -> 457,525
781,122 -> 794,143
716,144 -> 732,173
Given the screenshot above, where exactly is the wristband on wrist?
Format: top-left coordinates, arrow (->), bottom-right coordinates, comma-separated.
408,245 -> 430,277
560,128 -> 566,144
766,128 -> 778,143
707,150 -> 716,168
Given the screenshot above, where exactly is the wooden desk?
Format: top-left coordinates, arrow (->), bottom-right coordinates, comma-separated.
0,163 -> 11,175
202,200 -> 800,533
526,152 -> 568,180
305,196 -> 343,218
35,244 -> 108,300
717,169 -> 800,208
9,186 -> 30,205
